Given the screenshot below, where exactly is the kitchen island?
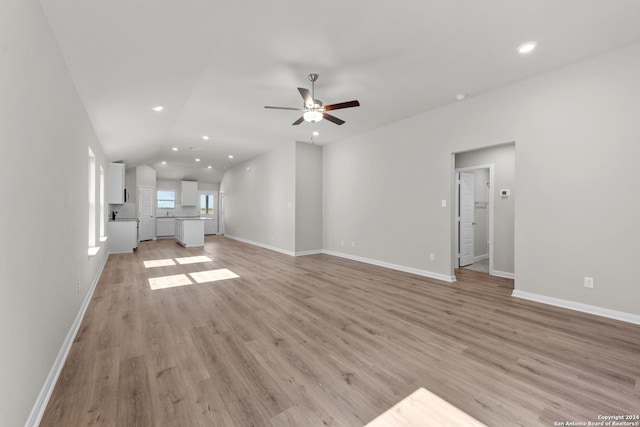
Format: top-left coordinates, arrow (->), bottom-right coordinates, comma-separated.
175,217 -> 206,247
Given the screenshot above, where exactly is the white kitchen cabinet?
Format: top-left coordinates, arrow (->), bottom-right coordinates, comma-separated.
175,218 -> 204,247
108,163 -> 126,204
181,180 -> 198,206
156,218 -> 175,237
108,220 -> 138,253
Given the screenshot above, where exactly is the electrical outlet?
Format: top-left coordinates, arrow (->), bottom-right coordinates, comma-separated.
429,253 -> 435,262
584,277 -> 594,289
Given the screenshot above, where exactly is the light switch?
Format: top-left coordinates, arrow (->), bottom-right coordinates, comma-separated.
441,200 -> 446,208
500,189 -> 510,198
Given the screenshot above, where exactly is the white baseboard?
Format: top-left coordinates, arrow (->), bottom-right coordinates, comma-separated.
492,269 -> 514,279
473,254 -> 489,262
26,253 -> 109,427
512,290 -> 640,326
224,235 -> 296,256
322,250 -> 456,283
295,250 -> 323,256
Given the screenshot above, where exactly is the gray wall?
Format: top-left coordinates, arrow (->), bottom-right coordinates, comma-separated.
324,41 -> 640,316
220,143 -> 296,253
295,142 -> 323,253
0,0 -> 109,424
456,144 -> 516,274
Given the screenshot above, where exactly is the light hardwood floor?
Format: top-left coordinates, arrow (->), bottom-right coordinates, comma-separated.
41,236 -> 640,426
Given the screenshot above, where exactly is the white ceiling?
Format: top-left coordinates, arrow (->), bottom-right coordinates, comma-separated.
39,0 -> 640,183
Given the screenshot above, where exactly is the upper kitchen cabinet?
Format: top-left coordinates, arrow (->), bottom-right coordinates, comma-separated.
181,180 -> 198,206
108,163 -> 126,204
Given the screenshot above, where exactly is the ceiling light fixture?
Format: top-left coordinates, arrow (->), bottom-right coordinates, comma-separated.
207,165 -> 212,169
456,93 -> 468,101
228,155 -> 234,159
161,161 -> 166,165
303,110 -> 323,123
517,41 -> 537,54
195,158 -> 200,162
202,135 -> 209,140
151,105 -> 164,112
172,147 -> 178,151
312,131 -> 319,136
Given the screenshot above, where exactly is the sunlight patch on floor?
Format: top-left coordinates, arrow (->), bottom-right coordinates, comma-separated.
144,259 -> 177,268
148,274 -> 193,290
189,268 -> 239,284
175,255 -> 213,264
365,387 -> 486,427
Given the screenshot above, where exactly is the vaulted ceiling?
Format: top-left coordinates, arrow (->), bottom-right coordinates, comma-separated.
39,0 -> 640,182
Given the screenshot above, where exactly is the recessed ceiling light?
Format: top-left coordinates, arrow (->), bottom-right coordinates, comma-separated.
202,135 -> 209,140
517,41 -> 537,54
151,105 -> 164,112
456,93 -> 467,101
228,155 -> 234,159
195,158 -> 200,162
161,161 -> 167,165
207,165 -> 212,169
312,131 -> 319,136
172,147 -> 178,151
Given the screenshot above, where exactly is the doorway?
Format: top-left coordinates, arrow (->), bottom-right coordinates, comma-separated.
200,191 -> 218,235
455,165 -> 494,273
453,142 -> 515,279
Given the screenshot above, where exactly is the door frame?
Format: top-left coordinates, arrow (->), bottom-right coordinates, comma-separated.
219,191 -> 225,235
454,164 -> 494,274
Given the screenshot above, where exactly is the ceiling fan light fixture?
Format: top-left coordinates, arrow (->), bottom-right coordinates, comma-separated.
517,41 -> 537,54
303,110 -> 323,123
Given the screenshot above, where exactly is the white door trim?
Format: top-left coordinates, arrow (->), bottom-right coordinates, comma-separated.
454,164 -> 495,275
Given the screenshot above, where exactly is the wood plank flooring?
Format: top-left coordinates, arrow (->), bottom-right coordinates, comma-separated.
41,236 -> 640,426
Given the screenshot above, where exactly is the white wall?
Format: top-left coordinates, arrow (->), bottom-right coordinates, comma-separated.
295,142 -> 323,253
0,0 -> 109,424
324,41 -> 640,317
220,143 -> 296,253
456,144 -> 516,273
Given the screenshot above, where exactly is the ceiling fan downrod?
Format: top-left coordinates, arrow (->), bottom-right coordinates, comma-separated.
308,73 -> 318,106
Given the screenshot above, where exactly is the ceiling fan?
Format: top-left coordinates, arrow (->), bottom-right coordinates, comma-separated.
265,73 -> 360,126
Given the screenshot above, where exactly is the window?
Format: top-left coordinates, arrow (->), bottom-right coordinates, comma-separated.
200,193 -> 215,215
99,166 -> 106,241
88,147 -> 98,255
157,190 -> 176,209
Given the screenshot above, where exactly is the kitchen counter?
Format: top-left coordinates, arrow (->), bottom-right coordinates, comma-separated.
174,216 -> 213,220
107,220 -> 138,253
175,218 -> 204,247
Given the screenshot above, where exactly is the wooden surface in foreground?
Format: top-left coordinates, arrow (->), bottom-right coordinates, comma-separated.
365,387 -> 486,427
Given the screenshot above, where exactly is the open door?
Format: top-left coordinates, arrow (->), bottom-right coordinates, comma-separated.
458,172 -> 475,267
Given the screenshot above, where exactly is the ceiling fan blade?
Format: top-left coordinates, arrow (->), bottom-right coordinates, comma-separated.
323,113 -> 345,125
323,100 -> 360,111
264,106 -> 301,111
298,88 -> 313,107
292,116 -> 305,125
